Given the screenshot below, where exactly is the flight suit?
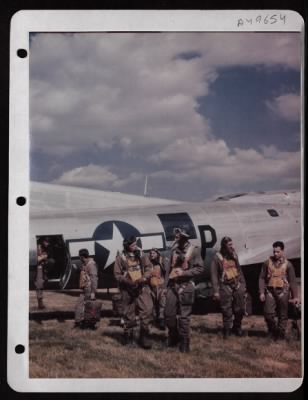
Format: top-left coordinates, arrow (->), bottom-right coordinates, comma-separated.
164,242 -> 204,351
149,256 -> 169,328
259,256 -> 298,339
75,258 -> 98,325
114,250 -> 153,347
35,244 -> 49,309
211,252 -> 246,336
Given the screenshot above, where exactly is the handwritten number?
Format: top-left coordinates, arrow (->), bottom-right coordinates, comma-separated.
237,13 -> 286,27
270,15 -> 277,24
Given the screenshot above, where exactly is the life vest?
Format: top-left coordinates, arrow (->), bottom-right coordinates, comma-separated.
171,243 -> 194,270
267,258 -> 288,288
122,252 -> 142,282
150,262 -> 163,287
79,269 -> 90,289
217,252 -> 239,281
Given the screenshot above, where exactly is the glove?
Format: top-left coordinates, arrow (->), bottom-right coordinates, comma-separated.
213,292 -> 220,301
122,277 -> 136,287
136,277 -> 148,286
259,293 -> 265,302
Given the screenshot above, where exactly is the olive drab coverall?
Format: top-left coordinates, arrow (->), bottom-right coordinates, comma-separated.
114,250 -> 153,334
149,256 -> 169,323
75,258 -> 98,323
164,242 -> 204,346
259,256 -> 298,337
211,252 -> 246,332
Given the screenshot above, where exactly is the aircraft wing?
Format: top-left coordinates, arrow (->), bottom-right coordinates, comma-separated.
30,181 -> 182,214
215,191 -> 300,206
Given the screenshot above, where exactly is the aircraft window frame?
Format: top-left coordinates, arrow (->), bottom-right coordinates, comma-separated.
267,209 -> 280,217
157,212 -> 197,241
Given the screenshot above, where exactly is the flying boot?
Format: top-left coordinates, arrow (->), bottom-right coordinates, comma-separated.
123,329 -> 134,346
38,298 -> 46,310
223,327 -> 231,339
179,337 -> 190,353
138,328 -> 152,349
167,329 -> 180,347
231,320 -> 244,337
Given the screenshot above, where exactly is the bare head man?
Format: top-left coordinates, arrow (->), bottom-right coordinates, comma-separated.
272,241 -> 285,261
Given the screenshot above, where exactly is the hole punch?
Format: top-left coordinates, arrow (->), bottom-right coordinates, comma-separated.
17,49 -> 28,58
15,344 -> 25,354
16,197 -> 26,206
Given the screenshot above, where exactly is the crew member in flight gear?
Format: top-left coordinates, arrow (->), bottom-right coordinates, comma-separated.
211,236 -> 246,339
164,227 -> 204,353
259,241 -> 299,340
74,248 -> 98,329
148,248 -> 169,330
35,237 -> 53,309
114,236 -> 154,349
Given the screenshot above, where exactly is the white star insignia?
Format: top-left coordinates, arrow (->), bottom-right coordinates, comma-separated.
95,223 -> 124,269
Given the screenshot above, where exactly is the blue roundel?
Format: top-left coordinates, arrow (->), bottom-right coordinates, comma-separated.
92,221 -> 141,268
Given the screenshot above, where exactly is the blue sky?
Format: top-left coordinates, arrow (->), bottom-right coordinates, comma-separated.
30,32 -> 302,201
198,66 -> 300,152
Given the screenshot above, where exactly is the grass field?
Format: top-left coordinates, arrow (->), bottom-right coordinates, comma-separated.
29,290 -> 302,379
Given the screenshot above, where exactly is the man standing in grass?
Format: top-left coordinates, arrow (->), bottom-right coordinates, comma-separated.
74,248 -> 98,329
259,241 -> 299,340
148,248 -> 169,330
211,236 -> 246,339
114,236 -> 154,349
164,227 -> 204,353
35,237 -> 53,309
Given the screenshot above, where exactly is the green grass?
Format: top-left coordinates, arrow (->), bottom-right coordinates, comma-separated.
29,313 -> 302,379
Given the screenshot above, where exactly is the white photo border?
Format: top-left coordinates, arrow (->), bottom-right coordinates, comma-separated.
8,9 -> 304,393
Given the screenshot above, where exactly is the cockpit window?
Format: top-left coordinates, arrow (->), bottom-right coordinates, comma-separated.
157,212 -> 197,241
267,209 -> 279,217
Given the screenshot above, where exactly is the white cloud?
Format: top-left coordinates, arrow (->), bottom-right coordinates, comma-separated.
200,33 -> 301,69
30,32 -> 301,157
50,143 -> 301,200
53,164 -> 144,190
53,165 -> 118,188
266,93 -> 301,121
149,147 -> 300,197
30,32 -> 301,199
149,137 -> 230,168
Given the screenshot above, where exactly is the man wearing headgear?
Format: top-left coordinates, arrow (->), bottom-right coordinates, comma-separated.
148,248 -> 169,330
74,248 -> 98,329
35,237 -> 53,309
114,236 -> 154,349
259,241 -> 299,340
211,236 -> 246,338
164,227 -> 204,352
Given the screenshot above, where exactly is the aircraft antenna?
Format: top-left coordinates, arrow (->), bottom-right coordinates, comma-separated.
144,175 -> 148,197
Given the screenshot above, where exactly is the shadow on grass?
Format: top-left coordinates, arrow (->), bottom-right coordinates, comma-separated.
108,318 -> 124,327
57,290 -> 113,301
191,325 -> 221,335
102,330 -> 126,345
191,323 -> 271,338
103,324 -> 167,347
29,309 -> 114,321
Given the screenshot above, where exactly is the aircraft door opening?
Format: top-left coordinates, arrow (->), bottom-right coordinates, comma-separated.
36,235 -> 73,289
